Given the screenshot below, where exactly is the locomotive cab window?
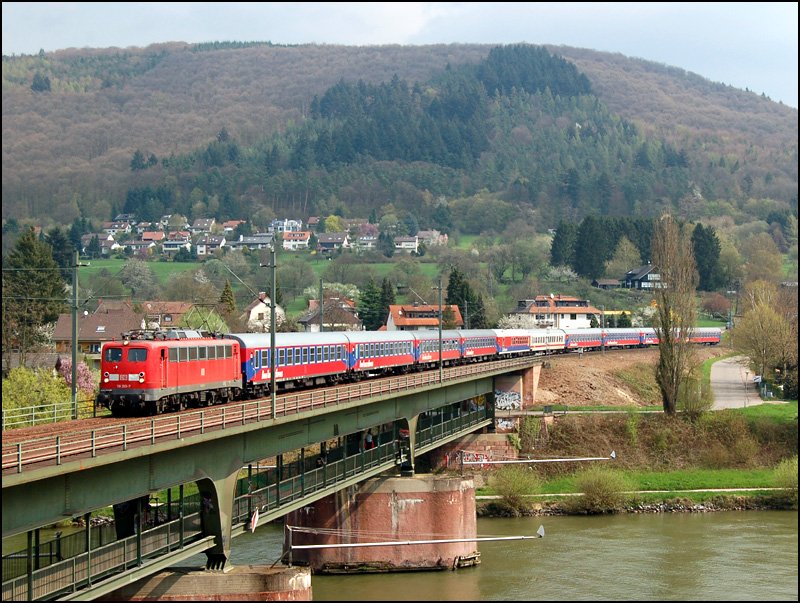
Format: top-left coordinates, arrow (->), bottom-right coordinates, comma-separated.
105,347 -> 123,362
128,348 -> 148,362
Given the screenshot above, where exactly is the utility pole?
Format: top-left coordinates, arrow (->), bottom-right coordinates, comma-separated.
260,246 -> 277,417
71,251 -> 89,419
434,278 -> 443,383
600,304 -> 605,354
318,278 -> 324,333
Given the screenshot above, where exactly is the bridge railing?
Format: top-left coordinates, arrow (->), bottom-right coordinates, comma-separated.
2,404 -> 490,600
3,355 -> 534,475
1,514 -> 204,602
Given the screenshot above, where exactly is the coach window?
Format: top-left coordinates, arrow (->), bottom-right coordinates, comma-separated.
128,348 -> 147,362
105,347 -> 123,362
278,348 -> 285,366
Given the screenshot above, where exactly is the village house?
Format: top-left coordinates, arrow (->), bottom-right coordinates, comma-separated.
282,231 -> 312,251
623,264 -> 663,289
195,235 -> 226,256
386,303 -> 464,331
226,233 -> 274,252
505,294 -> 601,329
393,235 -> 419,254
297,297 -> 362,332
191,218 -> 216,234
162,231 -> 192,255
52,300 -> 143,362
316,233 -> 350,253
240,292 -> 286,332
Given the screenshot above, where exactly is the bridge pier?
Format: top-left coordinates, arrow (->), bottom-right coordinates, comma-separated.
284,474 -> 478,573
196,471 -> 240,569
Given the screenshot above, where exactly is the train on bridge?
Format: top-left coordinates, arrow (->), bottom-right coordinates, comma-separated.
96,326 -> 721,417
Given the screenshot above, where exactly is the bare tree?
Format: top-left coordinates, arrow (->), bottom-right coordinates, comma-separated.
651,214 -> 699,414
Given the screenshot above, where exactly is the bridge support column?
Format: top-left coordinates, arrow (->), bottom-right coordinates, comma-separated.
286,474 -> 478,573
401,415 -> 419,476
196,471 -> 240,570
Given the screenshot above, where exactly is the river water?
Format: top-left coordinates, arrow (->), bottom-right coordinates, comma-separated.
224,511 -> 798,601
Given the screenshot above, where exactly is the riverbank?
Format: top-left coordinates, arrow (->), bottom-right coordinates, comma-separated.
476,489 -> 794,517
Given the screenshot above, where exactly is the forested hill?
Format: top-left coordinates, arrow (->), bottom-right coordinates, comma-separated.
1,42 -> 796,231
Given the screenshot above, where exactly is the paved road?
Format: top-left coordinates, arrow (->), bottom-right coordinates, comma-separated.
710,355 -> 765,409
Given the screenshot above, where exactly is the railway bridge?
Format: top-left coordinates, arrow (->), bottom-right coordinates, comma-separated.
2,356 -> 541,601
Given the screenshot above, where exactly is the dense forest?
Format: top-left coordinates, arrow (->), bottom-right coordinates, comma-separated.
2,42 -> 797,236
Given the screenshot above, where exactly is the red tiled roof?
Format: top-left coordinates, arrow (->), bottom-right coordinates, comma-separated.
388,304 -> 463,327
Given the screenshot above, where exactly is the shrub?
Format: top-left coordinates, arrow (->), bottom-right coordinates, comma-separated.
772,456 -> 798,508
489,464 -> 541,516
568,466 -> 632,514
2,367 -> 71,410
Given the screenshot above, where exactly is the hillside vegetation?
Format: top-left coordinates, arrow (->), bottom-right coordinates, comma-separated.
2,42 -> 796,231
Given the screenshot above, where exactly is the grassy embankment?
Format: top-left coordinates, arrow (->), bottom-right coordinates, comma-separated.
476,400 -> 797,512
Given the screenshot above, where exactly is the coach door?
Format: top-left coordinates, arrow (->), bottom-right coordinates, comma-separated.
160,348 -> 168,388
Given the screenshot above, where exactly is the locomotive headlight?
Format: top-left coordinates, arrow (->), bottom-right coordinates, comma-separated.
139,371 -> 145,383
103,371 -> 109,383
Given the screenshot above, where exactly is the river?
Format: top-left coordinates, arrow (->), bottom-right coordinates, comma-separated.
221,511 -> 798,601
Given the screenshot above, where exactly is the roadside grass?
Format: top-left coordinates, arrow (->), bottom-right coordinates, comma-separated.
737,400 -> 797,423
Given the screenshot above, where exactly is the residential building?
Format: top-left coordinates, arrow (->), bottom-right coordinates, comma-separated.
195,235 -> 226,256
282,231 -> 312,251
316,233 -> 350,253
623,264 -> 662,289
222,220 -> 246,233
386,303 -> 463,331
226,233 -> 274,251
162,231 -> 192,255
297,297 -> 362,332
394,235 -> 419,254
240,292 -> 286,332
416,230 -> 448,247
191,218 -> 215,234
269,218 -> 303,234
505,295 -> 601,329
102,221 -> 131,237
139,301 -> 195,330
52,300 -> 143,360
142,231 -> 166,243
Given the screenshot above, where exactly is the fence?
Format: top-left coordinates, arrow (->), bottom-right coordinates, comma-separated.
2,397 -> 102,430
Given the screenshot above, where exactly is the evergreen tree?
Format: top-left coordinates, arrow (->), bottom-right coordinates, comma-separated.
218,279 -> 237,315
691,223 -> 722,291
45,226 -> 75,283
446,266 -> 488,328
31,72 -> 51,92
358,278 -> 384,331
549,220 -> 577,267
379,277 -> 396,326
377,232 -> 395,258
2,227 -> 67,366
87,235 -> 102,259
130,150 -> 147,171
